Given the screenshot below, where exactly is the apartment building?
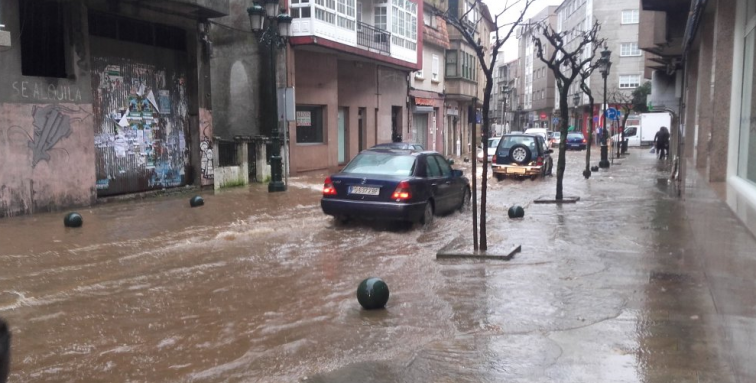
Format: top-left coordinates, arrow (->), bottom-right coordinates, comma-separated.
557,0 -> 648,136
444,0 -> 494,157
518,6 -> 558,131
409,0 -> 450,152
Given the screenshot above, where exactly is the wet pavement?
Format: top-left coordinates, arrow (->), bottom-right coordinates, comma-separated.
0,148 -> 748,382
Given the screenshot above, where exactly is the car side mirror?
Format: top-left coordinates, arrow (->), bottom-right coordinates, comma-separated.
452,169 -> 463,177
447,158 -> 455,166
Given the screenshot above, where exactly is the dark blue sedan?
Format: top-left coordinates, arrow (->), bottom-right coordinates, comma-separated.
566,132 -> 587,150
321,149 -> 470,226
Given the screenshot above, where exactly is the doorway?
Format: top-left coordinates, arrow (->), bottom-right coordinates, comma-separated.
358,107 -> 366,152
413,113 -> 428,148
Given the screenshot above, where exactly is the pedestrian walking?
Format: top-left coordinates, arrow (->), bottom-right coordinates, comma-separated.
653,126 -> 670,159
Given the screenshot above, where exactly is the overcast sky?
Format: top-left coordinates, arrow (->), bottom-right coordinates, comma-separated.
484,0 -> 565,61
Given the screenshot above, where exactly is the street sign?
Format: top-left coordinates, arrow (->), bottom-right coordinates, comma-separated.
552,117 -> 559,124
606,107 -> 618,120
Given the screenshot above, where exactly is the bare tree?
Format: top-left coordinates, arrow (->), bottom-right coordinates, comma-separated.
440,0 -> 534,250
532,20 -> 602,200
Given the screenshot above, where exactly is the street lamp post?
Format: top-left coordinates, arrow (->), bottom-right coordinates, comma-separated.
572,92 -> 580,133
598,44 -> 612,169
248,1 -> 292,192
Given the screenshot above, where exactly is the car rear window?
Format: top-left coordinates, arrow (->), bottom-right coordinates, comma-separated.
498,135 -> 537,151
567,133 -> 584,139
342,151 -> 416,176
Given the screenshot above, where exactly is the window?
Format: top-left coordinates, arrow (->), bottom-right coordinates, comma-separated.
375,6 -> 387,30
737,20 -> 756,183
291,0 -> 312,18
618,74 -> 641,89
316,0 -> 354,28
20,0 -> 67,78
446,50 -> 458,77
432,55 -> 440,81
415,69 -> 424,79
296,106 -> 325,143
620,42 -> 641,56
89,12 -> 187,51
426,156 -> 441,177
432,155 -> 452,177
423,9 -> 436,29
391,0 -> 417,50
622,9 -> 639,24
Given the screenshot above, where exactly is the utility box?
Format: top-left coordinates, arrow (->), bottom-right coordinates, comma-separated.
0,30 -> 10,48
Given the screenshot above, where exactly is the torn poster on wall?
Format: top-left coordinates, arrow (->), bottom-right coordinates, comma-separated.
92,58 -> 189,197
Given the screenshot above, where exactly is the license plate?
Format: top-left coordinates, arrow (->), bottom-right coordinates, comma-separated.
509,167 -> 526,174
350,186 -> 380,195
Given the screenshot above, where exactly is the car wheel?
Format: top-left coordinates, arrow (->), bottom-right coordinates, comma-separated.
334,216 -> 350,226
420,202 -> 434,226
508,144 -> 532,165
459,188 -> 471,212
495,173 -> 505,181
547,159 -> 553,176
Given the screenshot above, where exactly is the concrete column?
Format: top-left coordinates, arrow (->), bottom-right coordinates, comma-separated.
695,16 -> 715,171
709,0 -> 736,182
684,52 -> 699,159
255,140 -> 269,183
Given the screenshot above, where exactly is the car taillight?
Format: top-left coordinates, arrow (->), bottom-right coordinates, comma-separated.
323,177 -> 337,196
582,138 -> 587,143
391,180 -> 412,201
536,156 -> 544,166
492,154 -> 497,163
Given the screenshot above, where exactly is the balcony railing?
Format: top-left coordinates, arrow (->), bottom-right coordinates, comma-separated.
356,22 -> 391,55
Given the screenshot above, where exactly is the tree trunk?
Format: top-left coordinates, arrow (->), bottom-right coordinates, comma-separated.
585,95 -> 595,172
480,73 -> 494,251
556,89 -> 571,200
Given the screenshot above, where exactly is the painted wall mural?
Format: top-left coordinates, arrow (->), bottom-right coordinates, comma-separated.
91,58 -> 189,196
0,103 -> 96,218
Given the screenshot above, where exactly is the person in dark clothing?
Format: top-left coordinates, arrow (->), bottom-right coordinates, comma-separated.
654,126 -> 670,159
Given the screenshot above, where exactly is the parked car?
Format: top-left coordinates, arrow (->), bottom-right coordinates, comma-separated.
524,127 -> 549,141
549,131 -> 561,148
370,142 -> 424,151
566,132 -> 587,150
476,136 -> 502,163
491,134 -> 554,180
321,149 -> 470,226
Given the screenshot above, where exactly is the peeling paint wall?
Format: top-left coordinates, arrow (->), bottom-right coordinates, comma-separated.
0,103 -> 96,217
199,108 -> 214,186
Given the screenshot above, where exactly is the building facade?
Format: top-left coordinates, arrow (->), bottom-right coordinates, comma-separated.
518,6 -> 558,131
444,0 -> 493,157
491,55 -> 518,135
409,0 -> 450,152
556,0 -> 648,136
286,0 -> 422,173
0,0 -> 226,217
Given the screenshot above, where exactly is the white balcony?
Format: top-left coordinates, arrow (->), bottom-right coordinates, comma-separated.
289,0 -> 417,65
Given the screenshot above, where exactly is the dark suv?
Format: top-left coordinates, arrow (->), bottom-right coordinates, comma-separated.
491,134 -> 553,180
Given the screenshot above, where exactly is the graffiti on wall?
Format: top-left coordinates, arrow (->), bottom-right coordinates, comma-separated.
91,59 -> 189,196
1,103 -> 96,218
199,108 -> 214,185
0,105 -> 92,168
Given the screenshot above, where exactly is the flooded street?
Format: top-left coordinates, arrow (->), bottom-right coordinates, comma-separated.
0,149 -> 736,382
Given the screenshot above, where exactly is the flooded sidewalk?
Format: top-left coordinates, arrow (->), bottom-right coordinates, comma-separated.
0,149 -> 749,382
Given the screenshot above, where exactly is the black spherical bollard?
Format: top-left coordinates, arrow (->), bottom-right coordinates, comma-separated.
0,318 -> 10,383
508,205 -> 525,219
590,165 -> 599,172
583,169 -> 592,179
356,277 -> 390,310
189,195 -> 204,208
63,212 -> 83,228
